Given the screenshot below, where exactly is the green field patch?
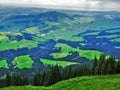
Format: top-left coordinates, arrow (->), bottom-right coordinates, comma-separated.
12,55 -> 34,69
51,43 -> 101,60
0,39 -> 38,51
0,60 -> 9,68
0,31 -> 47,51
25,26 -> 40,34
0,36 -> 47,51
112,38 -> 120,42
40,58 -> 78,67
115,46 -> 120,49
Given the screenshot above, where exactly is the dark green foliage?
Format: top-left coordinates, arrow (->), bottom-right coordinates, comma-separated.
21,77 -> 28,86
76,64 -> 90,76
33,72 -> 41,86
107,63 -> 113,74
101,61 -> 107,75
115,60 -> 120,74
11,73 -> 23,86
0,79 -> 5,88
40,72 -> 46,86
62,65 -> 73,80
97,53 -> 106,74
5,73 -> 11,87
91,56 -> 97,75
91,54 -> 118,75
0,53 -> 120,88
44,65 -> 61,86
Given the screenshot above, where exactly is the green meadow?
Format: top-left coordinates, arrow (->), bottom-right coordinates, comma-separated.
0,60 -> 8,68
1,74 -> 120,90
12,55 -> 34,69
40,58 -> 78,67
0,32 -> 46,51
51,43 -> 101,60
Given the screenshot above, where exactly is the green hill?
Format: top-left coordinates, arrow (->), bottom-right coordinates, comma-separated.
1,74 -> 120,90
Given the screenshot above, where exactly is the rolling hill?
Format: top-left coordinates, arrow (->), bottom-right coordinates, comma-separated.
0,6 -> 120,76
1,74 -> 120,90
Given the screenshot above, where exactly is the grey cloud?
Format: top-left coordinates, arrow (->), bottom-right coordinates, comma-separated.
0,0 -> 120,11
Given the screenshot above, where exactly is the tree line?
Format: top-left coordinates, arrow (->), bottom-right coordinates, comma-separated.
0,53 -> 120,88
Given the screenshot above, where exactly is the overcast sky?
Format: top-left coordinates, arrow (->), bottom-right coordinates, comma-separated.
0,0 -> 120,11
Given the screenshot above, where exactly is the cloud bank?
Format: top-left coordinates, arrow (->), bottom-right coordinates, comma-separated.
0,0 -> 120,11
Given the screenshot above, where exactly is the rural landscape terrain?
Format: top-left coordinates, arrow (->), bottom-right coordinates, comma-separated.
1,74 -> 120,90
0,5 -> 120,90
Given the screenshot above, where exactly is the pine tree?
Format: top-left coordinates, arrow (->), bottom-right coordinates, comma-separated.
95,65 -> 99,75
33,71 -> 41,86
44,65 -> 61,86
99,53 -> 105,63
66,65 -> 72,78
54,65 -> 61,82
115,60 -> 120,74
62,68 -> 68,80
44,68 -> 54,86
11,73 -> 22,86
94,53 -> 106,75
101,61 -> 107,75
41,72 -> 46,86
97,53 -> 106,74
91,56 -> 97,75
22,77 -> 28,86
109,56 -> 116,74
107,63 -> 112,74
76,64 -> 89,76
0,79 -> 5,88
5,73 -> 11,87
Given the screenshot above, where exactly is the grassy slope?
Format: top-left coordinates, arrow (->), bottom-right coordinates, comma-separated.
0,60 -> 8,68
40,58 -> 78,67
1,74 -> 120,90
12,55 -> 34,69
51,43 -> 101,60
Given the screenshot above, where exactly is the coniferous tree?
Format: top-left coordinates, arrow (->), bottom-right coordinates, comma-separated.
91,56 -> 97,75
107,63 -> 113,74
115,60 -> 120,74
62,68 -> 68,80
5,73 -> 11,87
71,68 -> 77,78
33,72 -> 41,86
108,56 -> 116,74
97,53 -> 106,74
44,65 -> 61,86
11,73 -> 22,86
54,65 -> 61,82
0,79 -> 5,88
22,77 -> 28,86
66,65 -> 72,78
95,66 -> 99,75
101,61 -> 107,75
76,64 -> 89,76
44,67 -> 55,86
41,72 -> 46,86
99,53 -> 106,63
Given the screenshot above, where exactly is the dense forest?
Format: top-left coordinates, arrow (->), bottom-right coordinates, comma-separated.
0,53 -> 120,88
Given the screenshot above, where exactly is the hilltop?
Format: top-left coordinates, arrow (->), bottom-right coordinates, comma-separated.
1,74 -> 120,90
